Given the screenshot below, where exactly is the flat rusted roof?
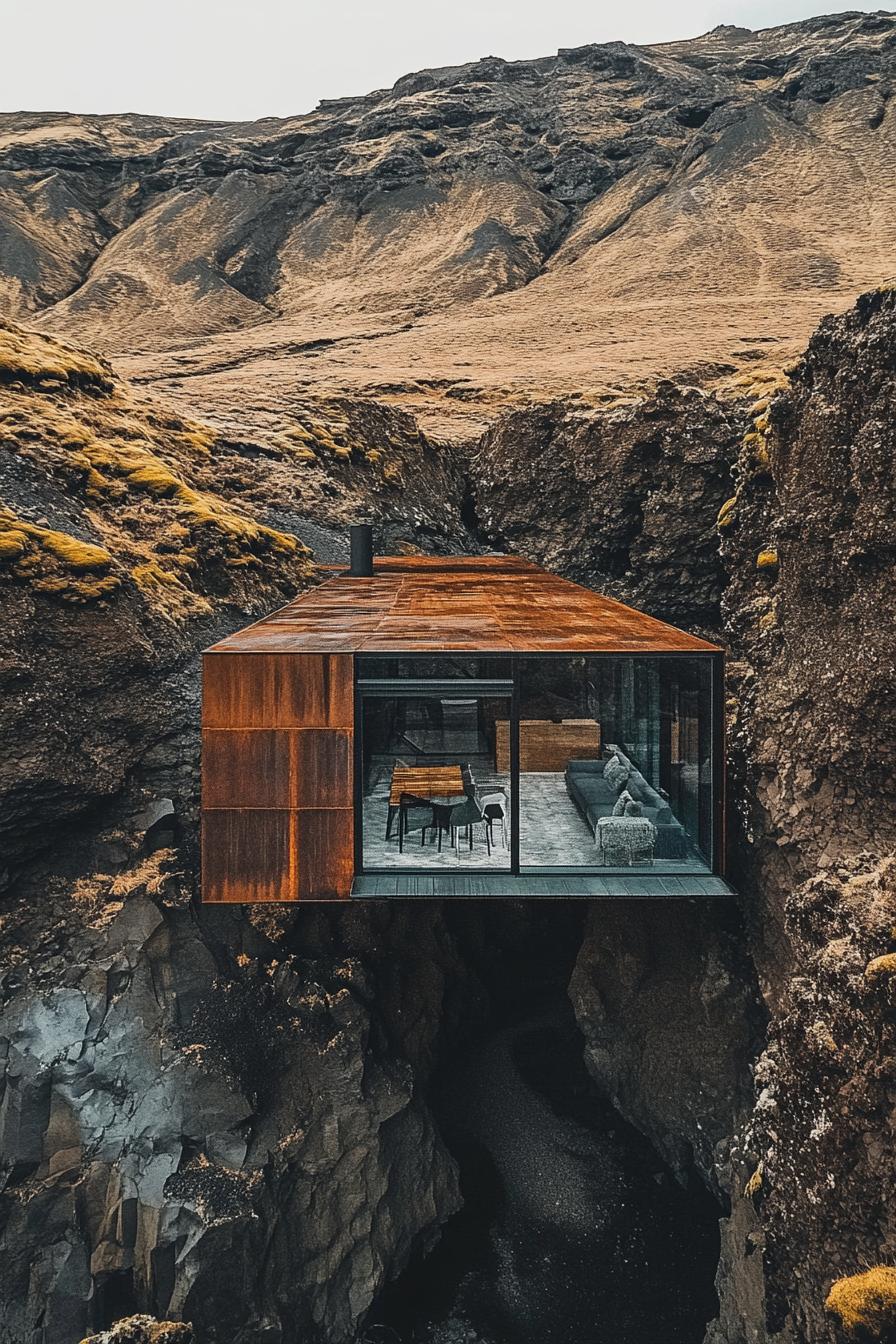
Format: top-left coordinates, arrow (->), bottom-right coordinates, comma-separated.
206,555 -> 721,655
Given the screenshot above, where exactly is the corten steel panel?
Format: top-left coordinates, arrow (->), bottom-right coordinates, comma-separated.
202,729 -> 352,810
202,809 -> 298,903
204,557 -> 721,657
296,810 -> 354,900
202,808 -> 354,902
202,653 -> 353,728
201,651 -> 355,902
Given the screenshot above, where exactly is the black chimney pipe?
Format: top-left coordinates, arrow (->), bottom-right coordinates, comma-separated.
349,523 -> 374,577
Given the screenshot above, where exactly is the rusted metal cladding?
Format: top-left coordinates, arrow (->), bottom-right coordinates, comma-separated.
201,652 -> 354,902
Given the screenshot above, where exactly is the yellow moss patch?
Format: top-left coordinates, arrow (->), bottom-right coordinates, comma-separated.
717,497 -> 737,531
70,436 -> 302,556
38,531 -> 114,572
757,548 -> 779,571
753,412 -> 770,434
743,1163 -> 763,1200
32,573 -> 122,602
0,530 -> 27,562
365,449 -> 382,464
825,1267 -> 896,1341
333,446 -> 352,460
758,606 -> 778,633
383,462 -> 402,485
0,511 -> 113,572
131,560 -> 211,620
865,953 -> 896,982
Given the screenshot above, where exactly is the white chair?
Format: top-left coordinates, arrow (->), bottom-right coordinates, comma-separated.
479,791 -> 509,849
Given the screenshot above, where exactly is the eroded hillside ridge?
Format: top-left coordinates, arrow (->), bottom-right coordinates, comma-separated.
2,11 -> 896,432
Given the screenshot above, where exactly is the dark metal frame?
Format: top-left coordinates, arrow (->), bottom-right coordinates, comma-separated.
353,650 -> 726,881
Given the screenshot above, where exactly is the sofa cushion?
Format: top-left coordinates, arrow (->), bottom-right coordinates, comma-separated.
604,755 -> 630,791
613,789 -> 634,816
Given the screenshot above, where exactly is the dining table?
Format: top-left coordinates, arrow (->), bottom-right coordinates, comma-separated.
386,764 -> 465,839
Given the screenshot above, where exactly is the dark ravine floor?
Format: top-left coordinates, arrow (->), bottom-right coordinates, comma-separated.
368,1005 -> 721,1344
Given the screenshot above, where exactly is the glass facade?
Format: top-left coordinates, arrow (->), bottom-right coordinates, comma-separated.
357,654 -> 719,876
360,686 -> 512,871
516,656 -> 714,872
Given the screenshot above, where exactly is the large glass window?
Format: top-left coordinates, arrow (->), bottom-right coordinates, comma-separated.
517,656 -> 715,874
360,685 -> 512,871
357,655 -> 718,877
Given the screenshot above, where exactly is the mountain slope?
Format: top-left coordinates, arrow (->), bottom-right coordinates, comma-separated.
1,12 -> 896,432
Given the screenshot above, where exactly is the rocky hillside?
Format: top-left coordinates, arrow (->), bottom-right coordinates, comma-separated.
0,319 -> 471,890
2,12 -> 896,432
2,287 -> 895,1344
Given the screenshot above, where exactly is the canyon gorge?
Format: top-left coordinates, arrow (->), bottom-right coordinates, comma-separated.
1,11 -> 896,1344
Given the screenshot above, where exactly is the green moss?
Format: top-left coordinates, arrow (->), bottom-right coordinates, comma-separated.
826,1267 -> 896,1341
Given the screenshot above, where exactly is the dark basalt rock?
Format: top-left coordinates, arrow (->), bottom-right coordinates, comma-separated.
470,382 -> 743,631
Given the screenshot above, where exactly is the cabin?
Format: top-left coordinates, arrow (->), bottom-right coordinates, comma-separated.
201,528 -> 732,900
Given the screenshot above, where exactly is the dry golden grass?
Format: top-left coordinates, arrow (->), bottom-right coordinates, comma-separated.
0,322 -> 313,615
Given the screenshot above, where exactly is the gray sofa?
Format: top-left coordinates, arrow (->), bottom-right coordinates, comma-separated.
565,747 -> 688,860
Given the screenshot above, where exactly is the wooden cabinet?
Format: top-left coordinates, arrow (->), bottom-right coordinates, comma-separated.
496,719 -> 601,772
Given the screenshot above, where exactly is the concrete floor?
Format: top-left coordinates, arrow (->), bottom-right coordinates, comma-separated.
361,769 -> 712,875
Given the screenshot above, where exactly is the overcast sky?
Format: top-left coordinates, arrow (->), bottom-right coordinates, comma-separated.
2,0 -> 889,121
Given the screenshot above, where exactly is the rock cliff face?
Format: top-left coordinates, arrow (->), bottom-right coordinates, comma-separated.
471,380 -> 744,629
0,885 -> 468,1343
717,288 -> 896,1343
569,288 -> 896,1344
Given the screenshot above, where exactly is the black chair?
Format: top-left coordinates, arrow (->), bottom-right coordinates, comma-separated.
398,793 -> 435,852
449,789 -> 491,855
